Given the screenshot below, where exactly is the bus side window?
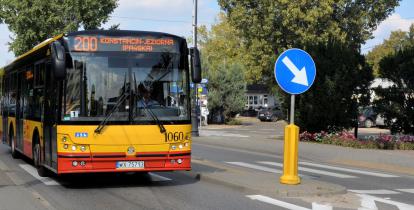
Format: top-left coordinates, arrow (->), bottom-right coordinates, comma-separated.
22,65 -> 34,119
33,63 -> 45,119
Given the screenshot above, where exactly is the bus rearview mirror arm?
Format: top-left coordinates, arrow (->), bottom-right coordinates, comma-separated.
190,47 -> 202,83
51,41 -> 66,81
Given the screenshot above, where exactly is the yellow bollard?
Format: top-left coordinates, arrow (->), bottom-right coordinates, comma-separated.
280,124 -> 300,185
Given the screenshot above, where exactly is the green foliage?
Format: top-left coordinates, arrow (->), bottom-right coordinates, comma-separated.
207,63 -> 246,123
218,0 -> 399,83
374,46 -> 414,134
0,0 -> 118,56
197,14 -> 247,123
225,118 -> 243,125
294,40 -> 373,133
218,0 -> 397,131
366,25 -> 414,76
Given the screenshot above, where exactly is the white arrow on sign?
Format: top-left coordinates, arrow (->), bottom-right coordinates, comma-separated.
282,56 -> 309,86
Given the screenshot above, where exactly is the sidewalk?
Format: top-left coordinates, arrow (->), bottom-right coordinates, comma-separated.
0,147 -> 54,210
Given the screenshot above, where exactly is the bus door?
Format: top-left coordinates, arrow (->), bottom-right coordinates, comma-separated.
16,71 -> 24,151
43,64 -> 58,169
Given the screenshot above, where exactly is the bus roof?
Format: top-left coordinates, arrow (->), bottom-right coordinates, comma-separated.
2,34 -> 64,70
67,30 -> 185,40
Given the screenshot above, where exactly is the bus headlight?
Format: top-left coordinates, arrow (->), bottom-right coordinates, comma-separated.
184,142 -> 189,147
171,145 -> 177,150
178,144 -> 183,149
71,145 -> 77,151
62,136 -> 67,143
80,146 -> 86,152
63,144 -> 68,149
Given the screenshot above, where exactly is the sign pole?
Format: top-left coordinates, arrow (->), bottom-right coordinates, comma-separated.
290,95 -> 295,125
275,48 -> 316,185
280,94 -> 300,185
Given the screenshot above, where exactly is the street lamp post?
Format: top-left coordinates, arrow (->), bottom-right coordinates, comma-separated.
191,0 -> 199,136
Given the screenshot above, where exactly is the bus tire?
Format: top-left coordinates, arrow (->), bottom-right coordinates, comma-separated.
33,141 -> 49,177
10,127 -> 19,159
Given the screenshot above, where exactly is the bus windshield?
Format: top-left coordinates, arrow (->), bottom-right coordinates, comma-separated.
63,51 -> 189,123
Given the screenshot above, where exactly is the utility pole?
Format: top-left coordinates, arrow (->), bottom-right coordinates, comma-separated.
191,0 -> 199,136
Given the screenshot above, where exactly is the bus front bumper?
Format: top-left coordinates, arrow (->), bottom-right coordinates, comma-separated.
56,151 -> 191,174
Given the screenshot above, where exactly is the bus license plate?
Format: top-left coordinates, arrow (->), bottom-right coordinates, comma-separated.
116,161 -> 145,169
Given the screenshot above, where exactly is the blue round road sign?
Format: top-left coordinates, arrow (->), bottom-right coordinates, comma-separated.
274,48 -> 316,95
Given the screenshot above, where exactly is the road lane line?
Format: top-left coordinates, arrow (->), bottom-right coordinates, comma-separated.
348,189 -> 400,195
247,195 -> 311,210
259,162 -> 357,178
299,161 -> 399,178
226,162 -> 282,173
149,172 -> 172,181
19,164 -> 59,186
395,189 -> 414,193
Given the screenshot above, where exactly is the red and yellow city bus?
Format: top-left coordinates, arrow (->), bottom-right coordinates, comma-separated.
0,30 -> 201,176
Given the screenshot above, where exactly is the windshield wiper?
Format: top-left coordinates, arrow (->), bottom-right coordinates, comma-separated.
95,74 -> 129,134
134,73 -> 166,134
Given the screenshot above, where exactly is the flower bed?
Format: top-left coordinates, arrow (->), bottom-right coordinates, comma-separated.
299,131 -> 414,150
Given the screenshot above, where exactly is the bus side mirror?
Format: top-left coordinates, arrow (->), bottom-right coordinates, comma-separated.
190,47 -> 202,83
51,41 -> 66,81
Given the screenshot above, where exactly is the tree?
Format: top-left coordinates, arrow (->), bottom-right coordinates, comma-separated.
218,0 -> 397,132
0,0 -> 118,56
292,40 -> 373,132
367,24 -> 414,76
218,0 -> 399,83
374,46 -> 414,134
207,63 -> 246,123
197,14 -> 247,123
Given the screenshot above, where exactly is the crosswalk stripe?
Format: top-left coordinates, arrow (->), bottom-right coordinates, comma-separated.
395,189 -> 414,193
259,161 -> 357,178
299,161 -> 398,178
348,189 -> 400,195
19,164 -> 59,186
226,162 -> 282,173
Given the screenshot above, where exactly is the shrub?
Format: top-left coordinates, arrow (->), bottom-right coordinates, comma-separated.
299,131 -> 414,150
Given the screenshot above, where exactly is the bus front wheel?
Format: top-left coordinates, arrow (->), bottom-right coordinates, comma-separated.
33,142 -> 49,177
10,130 -> 19,159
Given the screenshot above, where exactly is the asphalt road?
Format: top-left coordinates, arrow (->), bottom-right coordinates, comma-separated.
196,121 -> 414,209
0,120 -> 413,210
0,144 -> 282,210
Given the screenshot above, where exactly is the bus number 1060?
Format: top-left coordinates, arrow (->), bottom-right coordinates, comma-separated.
165,132 -> 184,142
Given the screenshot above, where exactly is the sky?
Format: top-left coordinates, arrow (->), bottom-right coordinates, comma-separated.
0,0 -> 413,66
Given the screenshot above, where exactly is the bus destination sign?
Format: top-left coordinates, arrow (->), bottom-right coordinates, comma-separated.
68,35 -> 179,53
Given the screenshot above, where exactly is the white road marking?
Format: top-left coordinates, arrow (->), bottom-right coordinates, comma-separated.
311,203 -> 333,210
395,189 -> 414,193
299,161 -> 399,178
356,194 -> 414,210
348,189 -> 400,195
226,162 -> 282,173
259,161 -> 357,178
149,172 -> 172,181
199,130 -> 249,138
247,195 -> 333,210
19,164 -> 59,186
247,195 -> 311,210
